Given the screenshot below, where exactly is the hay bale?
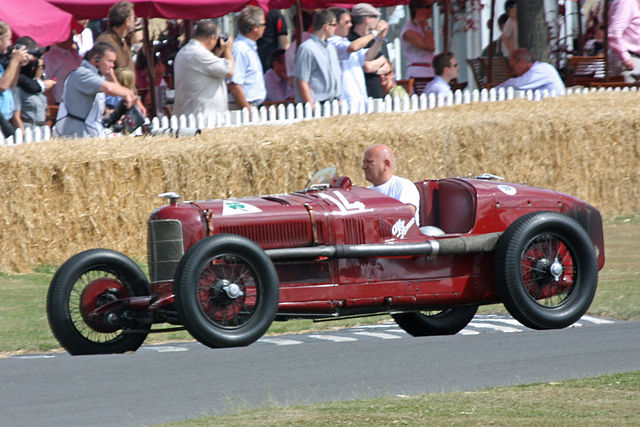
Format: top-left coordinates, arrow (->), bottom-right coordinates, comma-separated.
1,91 -> 639,271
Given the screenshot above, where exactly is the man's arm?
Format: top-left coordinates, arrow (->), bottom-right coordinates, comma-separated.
363,55 -> 387,74
229,82 -> 251,109
0,48 -> 29,93
296,79 -> 313,107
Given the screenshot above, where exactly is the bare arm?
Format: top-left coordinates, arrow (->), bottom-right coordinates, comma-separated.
214,38 -> 235,79
402,29 -> 434,52
363,56 -> 387,74
296,79 -> 313,107
11,110 -> 24,133
229,82 -> 251,109
0,48 -> 29,93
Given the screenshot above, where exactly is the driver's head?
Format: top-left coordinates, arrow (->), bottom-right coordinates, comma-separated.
362,144 -> 395,186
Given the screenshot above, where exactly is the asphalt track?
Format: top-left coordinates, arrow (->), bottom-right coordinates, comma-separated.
1,315 -> 639,426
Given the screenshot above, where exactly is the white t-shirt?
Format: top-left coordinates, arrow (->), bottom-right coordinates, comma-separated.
370,175 -> 420,226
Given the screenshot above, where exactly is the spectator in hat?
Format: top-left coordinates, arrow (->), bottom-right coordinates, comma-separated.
328,7 -> 388,112
348,3 -> 391,99
401,0 -> 436,79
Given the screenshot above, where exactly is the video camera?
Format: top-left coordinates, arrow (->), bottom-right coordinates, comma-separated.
103,100 -> 147,134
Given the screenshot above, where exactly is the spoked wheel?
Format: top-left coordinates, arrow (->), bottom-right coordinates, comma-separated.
46,249 -> 151,355
495,211 -> 598,330
174,234 -> 279,348
392,306 -> 478,336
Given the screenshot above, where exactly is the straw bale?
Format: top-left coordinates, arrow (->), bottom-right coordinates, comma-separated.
1,91 -> 639,271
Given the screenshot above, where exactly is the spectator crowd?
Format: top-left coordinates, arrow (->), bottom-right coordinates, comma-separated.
3,0 -> 629,141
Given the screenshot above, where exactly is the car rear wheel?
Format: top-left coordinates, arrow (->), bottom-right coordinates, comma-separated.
495,211 -> 598,330
173,234 -> 279,348
46,249 -> 151,355
392,306 -> 478,336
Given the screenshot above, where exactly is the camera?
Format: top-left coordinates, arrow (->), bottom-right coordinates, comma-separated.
103,100 -> 146,134
11,43 -> 44,58
215,34 -> 229,49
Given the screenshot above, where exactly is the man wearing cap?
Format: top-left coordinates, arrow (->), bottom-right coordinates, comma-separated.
293,9 -> 342,107
328,7 -> 388,112
348,3 -> 391,99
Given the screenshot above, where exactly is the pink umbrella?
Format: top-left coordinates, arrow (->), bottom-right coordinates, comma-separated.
1,0 -> 82,46
47,0 -> 275,19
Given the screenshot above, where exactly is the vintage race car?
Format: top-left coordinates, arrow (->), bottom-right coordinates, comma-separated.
47,169 -> 605,355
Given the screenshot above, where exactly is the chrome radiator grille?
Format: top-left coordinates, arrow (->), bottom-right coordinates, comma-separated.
148,219 -> 184,283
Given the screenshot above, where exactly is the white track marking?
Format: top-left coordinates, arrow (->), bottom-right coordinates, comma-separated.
309,335 -> 358,342
458,329 -> 481,335
144,346 -> 189,353
581,315 -> 615,324
258,338 -> 303,346
468,322 -> 522,333
353,331 -> 402,340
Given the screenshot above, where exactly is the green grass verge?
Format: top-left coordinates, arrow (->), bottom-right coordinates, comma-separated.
155,371 -> 640,426
1,220 -> 639,355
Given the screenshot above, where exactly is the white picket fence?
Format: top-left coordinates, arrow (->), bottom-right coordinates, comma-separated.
1,85 -> 637,146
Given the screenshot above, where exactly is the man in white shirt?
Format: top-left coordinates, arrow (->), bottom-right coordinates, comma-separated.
328,7 -> 388,113
496,48 -> 565,94
423,52 -> 459,97
173,20 -> 234,117
362,144 -> 420,226
229,6 -> 267,109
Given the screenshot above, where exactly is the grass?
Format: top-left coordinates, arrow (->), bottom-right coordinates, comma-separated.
1,218 -> 639,355
157,371 -> 640,426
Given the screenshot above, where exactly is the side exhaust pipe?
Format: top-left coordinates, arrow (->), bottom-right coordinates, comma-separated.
266,232 -> 502,260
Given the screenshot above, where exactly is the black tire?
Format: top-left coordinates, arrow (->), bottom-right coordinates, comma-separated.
46,249 -> 151,355
173,234 -> 279,348
392,306 -> 478,336
495,211 -> 598,330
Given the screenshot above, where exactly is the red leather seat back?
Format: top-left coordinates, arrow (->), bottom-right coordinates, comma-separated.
437,180 -> 476,234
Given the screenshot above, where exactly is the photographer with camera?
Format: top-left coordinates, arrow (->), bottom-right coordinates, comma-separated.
173,20 -> 234,117
0,20 -> 30,137
11,36 -> 56,133
55,41 -> 136,138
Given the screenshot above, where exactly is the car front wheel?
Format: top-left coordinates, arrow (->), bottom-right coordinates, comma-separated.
173,234 -> 279,348
495,211 -> 598,330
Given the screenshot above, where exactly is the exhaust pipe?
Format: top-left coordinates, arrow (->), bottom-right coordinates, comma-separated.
266,232 -> 502,260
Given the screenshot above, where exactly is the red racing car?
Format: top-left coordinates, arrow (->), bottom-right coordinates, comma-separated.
47,169 -> 605,355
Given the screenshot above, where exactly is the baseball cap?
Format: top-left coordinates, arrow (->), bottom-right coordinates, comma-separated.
351,3 -> 381,18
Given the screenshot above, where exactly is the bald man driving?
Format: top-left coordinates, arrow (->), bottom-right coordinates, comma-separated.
362,144 -> 420,226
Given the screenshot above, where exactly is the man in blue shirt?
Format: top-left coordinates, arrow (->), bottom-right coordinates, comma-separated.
294,9 -> 342,107
0,21 -> 29,136
229,6 -> 267,109
423,52 -> 459,97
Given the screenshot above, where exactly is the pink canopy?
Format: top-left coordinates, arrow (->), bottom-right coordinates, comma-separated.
1,0 -> 82,46
47,0 -> 278,19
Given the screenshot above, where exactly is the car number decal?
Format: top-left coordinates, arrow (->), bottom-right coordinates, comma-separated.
318,191 -> 366,213
498,185 -> 517,196
392,218 -> 415,239
222,200 -> 263,215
